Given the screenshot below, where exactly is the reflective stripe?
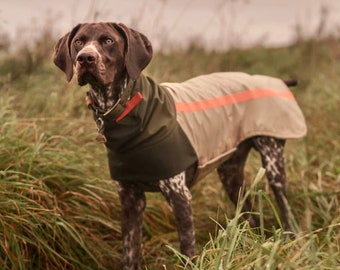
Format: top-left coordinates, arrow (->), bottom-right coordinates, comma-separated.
116,92 -> 143,122
175,88 -> 295,113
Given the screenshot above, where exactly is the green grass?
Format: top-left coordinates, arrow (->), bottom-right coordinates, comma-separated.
0,35 -> 339,269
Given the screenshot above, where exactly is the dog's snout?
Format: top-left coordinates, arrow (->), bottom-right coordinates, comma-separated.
77,52 -> 97,66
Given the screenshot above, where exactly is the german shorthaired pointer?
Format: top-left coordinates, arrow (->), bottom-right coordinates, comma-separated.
53,22 -> 307,269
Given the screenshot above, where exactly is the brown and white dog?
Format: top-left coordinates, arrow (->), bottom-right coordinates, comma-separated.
53,22 -> 307,270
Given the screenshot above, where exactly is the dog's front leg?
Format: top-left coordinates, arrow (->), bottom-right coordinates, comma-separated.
117,182 -> 146,270
159,172 -> 196,258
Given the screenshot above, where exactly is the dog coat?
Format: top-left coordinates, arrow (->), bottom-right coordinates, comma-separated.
104,72 -> 307,182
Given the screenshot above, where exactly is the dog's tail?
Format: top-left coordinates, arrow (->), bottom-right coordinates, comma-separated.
284,79 -> 298,87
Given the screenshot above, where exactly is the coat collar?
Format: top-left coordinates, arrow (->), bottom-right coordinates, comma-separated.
86,78 -> 136,121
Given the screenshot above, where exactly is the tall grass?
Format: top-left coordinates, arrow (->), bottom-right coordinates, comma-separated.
0,28 -> 339,269
0,97 -> 124,269
168,170 -> 340,270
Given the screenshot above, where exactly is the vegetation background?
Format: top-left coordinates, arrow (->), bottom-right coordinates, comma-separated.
0,6 -> 339,270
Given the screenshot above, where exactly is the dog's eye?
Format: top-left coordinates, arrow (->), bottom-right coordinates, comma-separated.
104,38 -> 114,45
74,39 -> 84,48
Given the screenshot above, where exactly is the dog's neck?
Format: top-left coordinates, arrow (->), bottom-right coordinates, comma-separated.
88,76 -> 127,111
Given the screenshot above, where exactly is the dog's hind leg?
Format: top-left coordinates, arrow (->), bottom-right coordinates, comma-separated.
217,140 -> 259,227
252,136 -> 292,231
117,182 -> 146,270
159,171 -> 196,258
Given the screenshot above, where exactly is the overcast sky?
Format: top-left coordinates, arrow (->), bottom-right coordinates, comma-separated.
1,0 -> 339,50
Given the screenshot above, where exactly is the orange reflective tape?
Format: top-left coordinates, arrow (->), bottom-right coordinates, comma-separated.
175,88 -> 295,113
86,96 -> 93,108
115,92 -> 143,122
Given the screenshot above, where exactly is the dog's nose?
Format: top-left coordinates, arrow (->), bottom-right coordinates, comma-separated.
77,52 -> 96,66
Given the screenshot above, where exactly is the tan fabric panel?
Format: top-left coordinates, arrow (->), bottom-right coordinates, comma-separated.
161,72 -> 307,181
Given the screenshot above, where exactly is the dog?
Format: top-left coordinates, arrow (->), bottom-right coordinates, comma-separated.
53,22 -> 307,269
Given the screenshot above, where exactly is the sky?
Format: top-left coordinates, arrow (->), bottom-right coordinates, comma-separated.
1,0 -> 340,50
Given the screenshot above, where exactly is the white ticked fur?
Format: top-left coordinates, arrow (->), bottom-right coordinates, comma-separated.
75,42 -> 115,110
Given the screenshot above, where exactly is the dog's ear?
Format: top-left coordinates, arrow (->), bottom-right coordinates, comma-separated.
112,23 -> 153,80
53,24 -> 81,82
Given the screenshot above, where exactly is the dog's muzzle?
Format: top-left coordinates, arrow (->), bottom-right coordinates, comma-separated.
77,51 -> 97,67
75,45 -> 103,86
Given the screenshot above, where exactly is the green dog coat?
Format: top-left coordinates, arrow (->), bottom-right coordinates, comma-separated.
102,72 -> 307,182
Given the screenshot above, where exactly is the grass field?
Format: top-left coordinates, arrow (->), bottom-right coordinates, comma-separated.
0,34 -> 339,269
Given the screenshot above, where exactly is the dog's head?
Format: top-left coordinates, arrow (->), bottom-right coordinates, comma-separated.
53,23 -> 153,88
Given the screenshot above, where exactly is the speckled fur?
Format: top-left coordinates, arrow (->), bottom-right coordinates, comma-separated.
159,172 -> 196,257
217,136 -> 291,230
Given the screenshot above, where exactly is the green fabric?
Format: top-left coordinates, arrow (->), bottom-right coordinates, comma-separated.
101,72 -> 307,183
103,75 -> 197,182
